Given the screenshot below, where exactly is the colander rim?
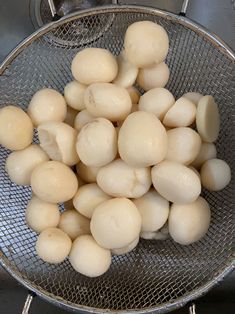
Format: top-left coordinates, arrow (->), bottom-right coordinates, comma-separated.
0,4 -> 234,314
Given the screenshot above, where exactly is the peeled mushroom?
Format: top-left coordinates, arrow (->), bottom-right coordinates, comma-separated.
137,62 -> 170,91
191,142 -> 217,169
118,111 -> 167,167
130,103 -> 139,114
126,86 -> 141,104
168,196 -> 211,245
5,144 -> 49,185
26,196 -> 60,233
124,21 -> 169,67
112,238 -> 139,255
64,106 -> 78,127
151,161 -> 201,204
133,189 -> 169,232
76,118 -> 117,167
188,167 -> 201,180
64,81 -> 86,110
196,95 -> 220,143
58,209 -> 90,240
69,235 -> 111,277
36,228 -> 72,263
113,50 -> 138,88
163,97 -> 196,127
183,92 -> 203,106
28,88 -> 67,126
166,127 -> 202,165
0,105 -> 33,150
97,158 -> 151,198
200,158 -> 231,191
31,161 -> 78,203
38,121 -> 79,166
84,83 -> 132,122
74,109 -> 94,132
140,224 -> 169,241
73,183 -> 111,219
76,162 -> 100,183
71,48 -> 118,84
91,198 -> 141,249
76,175 -> 85,187
138,88 -> 175,121
140,231 -> 157,240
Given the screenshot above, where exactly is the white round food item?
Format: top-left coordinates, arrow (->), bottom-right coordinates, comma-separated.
5,144 -> 49,185
137,62 -> 170,91
64,106 -> 78,127
76,175 -> 85,187
73,183 -> 111,219
74,109 -> 94,132
26,196 -> 60,233
169,196 -> 211,245
97,159 -> 151,198
200,158 -> 231,191
64,81 -> 86,110
133,189 -> 169,232
76,162 -> 100,183
58,209 -> 90,240
113,51 -> 138,88
130,103 -> 139,114
126,86 -> 141,104
38,121 -> 79,166
31,161 -> 78,203
154,223 -> 169,240
183,92 -> 203,106
124,21 -> 169,67
112,238 -> 139,255
140,227 -> 169,241
28,88 -> 67,126
151,161 -> 201,204
0,106 -> 33,150
118,111 -> 167,167
166,127 -> 201,165
84,83 -> 132,122
191,142 -> 217,169
188,167 -> 201,180
196,95 -> 220,143
71,48 -> 118,84
69,235 -> 111,277
76,118 -> 117,167
91,198 -> 141,249
138,88 -> 175,121
36,228 -> 72,263
140,231 -> 156,240
163,97 -> 196,127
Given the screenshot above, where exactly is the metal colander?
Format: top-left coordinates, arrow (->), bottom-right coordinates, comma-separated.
0,5 -> 234,314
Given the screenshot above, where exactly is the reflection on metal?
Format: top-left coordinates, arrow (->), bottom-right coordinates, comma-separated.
181,0 -> 189,15
22,294 -> 34,314
47,0 -> 57,17
189,303 -> 196,314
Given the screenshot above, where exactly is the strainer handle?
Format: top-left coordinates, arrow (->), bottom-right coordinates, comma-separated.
22,292 -> 35,314
189,303 -> 196,314
180,0 -> 190,16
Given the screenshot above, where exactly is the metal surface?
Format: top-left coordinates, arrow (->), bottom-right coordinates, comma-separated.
0,3 -> 234,314
22,294 -> 34,314
47,0 -> 57,17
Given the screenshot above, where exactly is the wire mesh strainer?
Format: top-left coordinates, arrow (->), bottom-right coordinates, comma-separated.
0,5 -> 234,314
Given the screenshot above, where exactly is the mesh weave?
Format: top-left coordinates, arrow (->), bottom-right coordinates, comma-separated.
0,7 -> 234,314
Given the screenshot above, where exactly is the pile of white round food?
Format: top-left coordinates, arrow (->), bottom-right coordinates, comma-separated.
0,21 -> 231,278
